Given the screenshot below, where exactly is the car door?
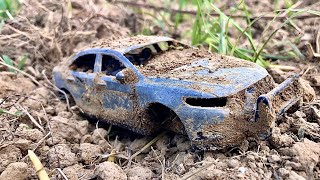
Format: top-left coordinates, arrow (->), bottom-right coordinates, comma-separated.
90,53 -> 136,126
67,53 -> 98,105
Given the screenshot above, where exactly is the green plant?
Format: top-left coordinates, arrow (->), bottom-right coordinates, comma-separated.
0,0 -> 20,20
190,0 -> 269,66
0,107 -> 22,116
121,0 -> 320,67
189,0 -> 320,67
1,54 -> 28,72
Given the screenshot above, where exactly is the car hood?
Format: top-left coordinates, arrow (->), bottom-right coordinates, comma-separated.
147,58 -> 269,97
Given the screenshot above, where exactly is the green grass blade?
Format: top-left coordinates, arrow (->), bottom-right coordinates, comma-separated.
1,54 -> 15,72
0,0 -> 20,20
174,0 -> 185,29
287,41 -> 305,60
0,108 -> 20,116
191,0 -> 203,45
209,3 -> 257,54
253,10 -> 306,62
218,15 -> 227,54
241,1 -> 253,38
288,9 -> 320,16
0,0 -> 8,19
17,54 -> 28,70
239,48 -> 293,60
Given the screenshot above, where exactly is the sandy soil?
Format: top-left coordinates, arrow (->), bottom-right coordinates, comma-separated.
0,0 -> 320,179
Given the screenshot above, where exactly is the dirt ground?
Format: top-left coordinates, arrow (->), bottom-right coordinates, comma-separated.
0,0 -> 320,179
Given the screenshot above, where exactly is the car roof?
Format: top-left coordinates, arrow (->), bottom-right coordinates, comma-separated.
87,35 -> 175,54
66,36 -> 176,65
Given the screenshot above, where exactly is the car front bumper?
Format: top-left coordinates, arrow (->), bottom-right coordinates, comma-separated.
176,75 -> 304,150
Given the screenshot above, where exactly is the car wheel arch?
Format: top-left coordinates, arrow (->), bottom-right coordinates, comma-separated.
58,88 -> 76,106
144,102 -> 187,134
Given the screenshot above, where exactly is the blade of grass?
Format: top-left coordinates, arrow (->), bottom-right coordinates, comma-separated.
174,0 -> 185,30
289,9 -> 320,16
274,0 -> 279,13
0,107 -> 20,116
239,48 -> 294,60
0,0 -> 20,20
231,10 -> 283,56
218,14 -> 227,54
287,41 -> 305,60
253,10 -> 306,62
209,3 -> 258,55
241,1 -> 253,38
199,0 -> 269,65
231,7 -> 318,61
17,54 -> 28,70
0,0 -> 8,19
260,1 -> 302,46
191,0 -> 202,45
1,54 -> 15,72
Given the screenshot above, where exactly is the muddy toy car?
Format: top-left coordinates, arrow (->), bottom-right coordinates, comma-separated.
53,35 -> 305,150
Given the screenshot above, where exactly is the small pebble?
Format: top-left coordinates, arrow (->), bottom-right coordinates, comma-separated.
227,159 -> 239,168
238,167 -> 246,174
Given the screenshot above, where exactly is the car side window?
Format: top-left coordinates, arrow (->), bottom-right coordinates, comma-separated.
101,55 -> 126,76
69,54 -> 96,73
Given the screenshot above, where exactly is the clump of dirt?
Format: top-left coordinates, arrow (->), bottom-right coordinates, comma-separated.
62,164 -> 95,180
287,139 -> 320,170
125,165 -> 153,180
121,68 -> 139,84
95,161 -> 127,180
79,143 -> 103,164
48,144 -> 78,168
0,145 -> 22,172
0,73 -> 36,96
0,162 -> 28,180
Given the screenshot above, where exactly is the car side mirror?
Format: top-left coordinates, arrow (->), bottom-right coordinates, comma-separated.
115,71 -> 125,82
115,69 -> 139,84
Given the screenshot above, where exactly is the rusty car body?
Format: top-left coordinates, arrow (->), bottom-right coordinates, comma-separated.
53,35 -> 304,150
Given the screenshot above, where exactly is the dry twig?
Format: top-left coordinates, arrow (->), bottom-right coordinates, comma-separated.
180,159 -> 219,180
18,104 -> 45,133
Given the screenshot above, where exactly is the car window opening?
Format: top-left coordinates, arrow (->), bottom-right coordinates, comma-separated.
101,55 -> 126,76
124,41 -> 179,66
70,54 -> 96,73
